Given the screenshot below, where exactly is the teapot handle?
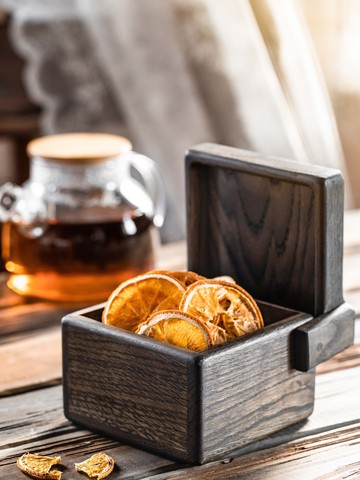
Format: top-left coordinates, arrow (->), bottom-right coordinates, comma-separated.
127,153 -> 166,228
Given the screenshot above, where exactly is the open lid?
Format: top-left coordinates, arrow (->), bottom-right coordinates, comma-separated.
186,144 -> 344,317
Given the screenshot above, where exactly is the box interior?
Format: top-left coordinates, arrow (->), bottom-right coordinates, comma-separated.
76,299 -> 306,347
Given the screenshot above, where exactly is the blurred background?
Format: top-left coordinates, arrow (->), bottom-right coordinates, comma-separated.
0,0 -> 359,242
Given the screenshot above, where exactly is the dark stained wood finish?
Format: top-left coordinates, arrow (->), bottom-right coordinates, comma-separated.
62,302 -> 315,464
186,143 -> 344,317
63,311 -> 200,463
292,302 -> 355,371
199,311 -> 315,463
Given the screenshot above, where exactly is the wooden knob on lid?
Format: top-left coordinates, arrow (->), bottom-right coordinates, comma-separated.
27,133 -> 132,164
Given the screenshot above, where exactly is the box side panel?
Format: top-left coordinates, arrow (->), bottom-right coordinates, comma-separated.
323,175 -> 344,312
62,317 -> 199,463
199,314 -> 315,462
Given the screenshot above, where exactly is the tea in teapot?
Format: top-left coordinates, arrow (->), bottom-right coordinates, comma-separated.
0,133 -> 165,302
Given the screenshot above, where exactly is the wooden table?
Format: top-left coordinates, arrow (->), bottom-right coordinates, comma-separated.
1,219 -> 360,479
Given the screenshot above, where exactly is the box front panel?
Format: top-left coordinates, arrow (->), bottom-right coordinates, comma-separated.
200,314 -> 315,462
63,318 -> 199,462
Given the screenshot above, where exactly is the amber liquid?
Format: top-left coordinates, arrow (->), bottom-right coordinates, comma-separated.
2,208 -> 156,302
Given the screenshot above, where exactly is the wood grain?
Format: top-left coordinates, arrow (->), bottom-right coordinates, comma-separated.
63,314 -> 200,463
62,303 -> 318,464
146,422 -> 360,479
200,311 -> 314,463
292,302 -> 355,371
186,144 -> 344,317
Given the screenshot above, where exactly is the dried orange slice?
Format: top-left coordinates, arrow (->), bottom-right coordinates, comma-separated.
17,453 -> 62,480
180,280 -> 264,344
149,270 -> 205,288
74,452 -> 115,479
136,310 -> 213,351
102,273 -> 185,332
167,270 -> 205,288
213,275 -> 236,284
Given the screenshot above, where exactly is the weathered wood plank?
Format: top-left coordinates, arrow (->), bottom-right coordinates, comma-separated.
0,445 -> 175,480
0,327 -> 62,396
0,385 -> 68,453
1,360 -> 359,476
146,423 -> 360,479
0,302 -> 82,339
0,386 -> 174,478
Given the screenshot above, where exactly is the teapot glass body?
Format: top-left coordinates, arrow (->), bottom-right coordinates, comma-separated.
0,133 -> 165,302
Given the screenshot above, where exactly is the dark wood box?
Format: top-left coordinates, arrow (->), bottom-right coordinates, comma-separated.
62,144 -> 355,464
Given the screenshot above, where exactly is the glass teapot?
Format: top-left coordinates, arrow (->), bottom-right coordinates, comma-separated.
0,133 -> 165,302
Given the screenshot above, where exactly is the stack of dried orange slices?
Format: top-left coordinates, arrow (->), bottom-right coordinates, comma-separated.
102,270 -> 264,351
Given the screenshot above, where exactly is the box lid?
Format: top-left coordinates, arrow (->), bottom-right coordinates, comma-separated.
185,143 -> 344,317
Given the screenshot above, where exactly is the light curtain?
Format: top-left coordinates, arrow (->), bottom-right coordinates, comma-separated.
1,0 -> 352,241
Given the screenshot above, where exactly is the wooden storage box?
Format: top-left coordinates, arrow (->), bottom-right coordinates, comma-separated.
62,144 -> 355,464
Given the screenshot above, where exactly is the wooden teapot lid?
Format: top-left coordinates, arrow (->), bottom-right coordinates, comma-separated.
186,143 -> 344,317
27,133 -> 132,163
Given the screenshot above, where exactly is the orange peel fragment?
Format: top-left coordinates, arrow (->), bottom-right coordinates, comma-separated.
17,453 -> 62,480
74,452 -> 115,479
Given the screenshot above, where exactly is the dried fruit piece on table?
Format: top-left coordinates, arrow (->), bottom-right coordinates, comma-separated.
74,452 -> 115,479
102,272 -> 185,332
180,280 -> 264,344
136,309 -> 213,351
17,452 -> 62,480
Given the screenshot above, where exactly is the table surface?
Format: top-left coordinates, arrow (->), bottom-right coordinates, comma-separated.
1,211 -> 360,480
